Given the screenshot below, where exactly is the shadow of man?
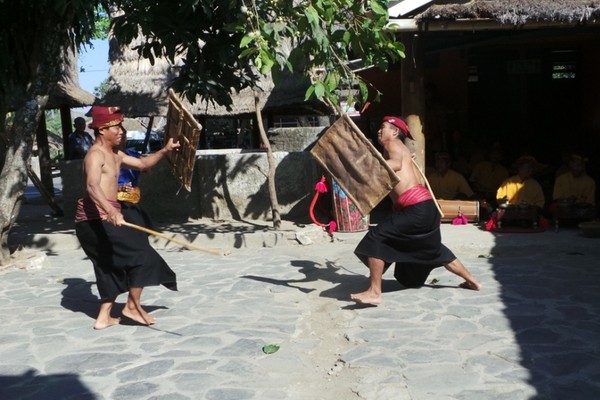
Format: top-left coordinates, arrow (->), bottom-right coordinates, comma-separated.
60,278 -> 167,323
241,258 -> 406,306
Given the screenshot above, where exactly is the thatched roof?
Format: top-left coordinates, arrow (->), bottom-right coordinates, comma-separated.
416,0 -> 600,25
10,47 -> 96,111
101,35 -> 329,118
47,48 -> 96,109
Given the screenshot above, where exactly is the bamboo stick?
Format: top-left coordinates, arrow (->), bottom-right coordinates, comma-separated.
411,159 -> 445,218
122,221 -> 230,256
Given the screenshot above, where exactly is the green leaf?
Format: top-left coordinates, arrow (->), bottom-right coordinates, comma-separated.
370,0 -> 387,17
263,23 -> 274,35
358,81 -> 368,102
304,6 -> 319,27
240,35 -> 253,48
324,71 -> 339,91
314,82 -> 326,98
262,344 -> 280,354
258,48 -> 275,74
304,85 -> 315,101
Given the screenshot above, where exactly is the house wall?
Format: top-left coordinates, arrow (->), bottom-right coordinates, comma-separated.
59,149 -> 325,224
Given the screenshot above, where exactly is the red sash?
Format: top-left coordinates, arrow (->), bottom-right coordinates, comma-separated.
75,198 -> 121,222
393,184 -> 432,212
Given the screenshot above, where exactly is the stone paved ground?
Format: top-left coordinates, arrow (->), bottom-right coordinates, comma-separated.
2,203 -> 600,399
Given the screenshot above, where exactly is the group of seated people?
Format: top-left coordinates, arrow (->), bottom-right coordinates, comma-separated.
425,149 -> 597,230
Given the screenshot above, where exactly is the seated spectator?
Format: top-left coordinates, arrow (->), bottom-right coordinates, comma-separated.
470,148 -> 509,220
496,155 -> 545,208
549,153 -> 596,226
427,152 -> 475,200
491,155 -> 547,229
67,117 -> 94,160
552,154 -> 596,205
470,148 -> 509,202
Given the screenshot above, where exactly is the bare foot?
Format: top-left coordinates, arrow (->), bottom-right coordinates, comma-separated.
350,290 -> 382,305
122,308 -> 155,325
459,280 -> 482,291
93,316 -> 121,330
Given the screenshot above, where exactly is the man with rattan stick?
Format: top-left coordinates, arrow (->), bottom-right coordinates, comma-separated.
74,106 -> 180,330
351,116 -> 481,306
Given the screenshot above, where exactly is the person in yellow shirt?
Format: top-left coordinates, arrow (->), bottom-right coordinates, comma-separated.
552,154 -> 596,204
550,154 -> 596,226
496,156 -> 545,208
492,156 -> 546,229
427,152 -> 475,200
470,149 -> 509,202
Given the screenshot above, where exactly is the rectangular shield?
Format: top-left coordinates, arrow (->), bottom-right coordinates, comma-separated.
310,114 -> 399,215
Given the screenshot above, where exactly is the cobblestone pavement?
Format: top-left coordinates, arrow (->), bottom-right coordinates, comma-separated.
2,205 -> 600,399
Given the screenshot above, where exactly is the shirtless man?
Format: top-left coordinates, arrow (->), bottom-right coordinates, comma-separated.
351,116 -> 481,305
75,106 -> 180,329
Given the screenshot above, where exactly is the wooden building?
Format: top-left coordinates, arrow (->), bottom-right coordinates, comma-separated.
359,0 -> 600,192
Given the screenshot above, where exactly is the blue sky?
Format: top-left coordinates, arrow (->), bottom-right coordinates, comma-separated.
78,38 -> 110,94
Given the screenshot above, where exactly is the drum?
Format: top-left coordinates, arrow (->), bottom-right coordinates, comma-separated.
331,178 -> 370,232
438,200 -> 480,223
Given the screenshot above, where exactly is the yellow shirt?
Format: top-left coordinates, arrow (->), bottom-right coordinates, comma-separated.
427,169 -> 474,200
496,175 -> 545,208
552,172 -> 596,204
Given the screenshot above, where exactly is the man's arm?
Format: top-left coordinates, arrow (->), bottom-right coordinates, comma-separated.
121,138 -> 180,170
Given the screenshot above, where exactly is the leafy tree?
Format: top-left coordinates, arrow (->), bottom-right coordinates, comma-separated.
0,0 -> 98,263
94,77 -> 111,98
0,0 -> 404,263
110,0 -> 404,227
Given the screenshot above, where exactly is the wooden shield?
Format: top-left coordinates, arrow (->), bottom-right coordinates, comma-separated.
164,89 -> 202,192
310,114 -> 400,215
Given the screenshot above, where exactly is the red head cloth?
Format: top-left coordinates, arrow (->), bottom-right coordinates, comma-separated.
88,106 -> 124,130
383,116 -> 413,140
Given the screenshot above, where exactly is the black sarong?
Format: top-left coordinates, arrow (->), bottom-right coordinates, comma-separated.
75,205 -> 177,300
354,199 -> 456,288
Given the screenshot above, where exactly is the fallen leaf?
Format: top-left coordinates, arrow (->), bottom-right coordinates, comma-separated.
262,344 -> 280,354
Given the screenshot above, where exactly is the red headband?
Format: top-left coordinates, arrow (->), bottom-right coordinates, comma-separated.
88,106 -> 124,130
383,116 -> 413,140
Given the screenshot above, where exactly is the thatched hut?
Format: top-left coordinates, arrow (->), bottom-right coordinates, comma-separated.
353,0 -> 600,168
414,0 -> 600,26
42,47 -> 95,190
100,33 -> 332,149
347,0 -> 600,211
47,47 -> 97,110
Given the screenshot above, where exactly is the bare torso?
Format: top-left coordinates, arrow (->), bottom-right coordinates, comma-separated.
383,140 -> 421,203
85,144 -> 122,200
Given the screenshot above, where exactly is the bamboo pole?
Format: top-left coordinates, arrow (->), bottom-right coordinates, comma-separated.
411,159 -> 444,218
122,221 -> 230,256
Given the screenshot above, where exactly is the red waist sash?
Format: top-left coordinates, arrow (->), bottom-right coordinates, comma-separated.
75,198 -> 121,222
393,184 -> 432,212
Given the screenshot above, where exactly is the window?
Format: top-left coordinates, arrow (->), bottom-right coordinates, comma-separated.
551,50 -> 577,80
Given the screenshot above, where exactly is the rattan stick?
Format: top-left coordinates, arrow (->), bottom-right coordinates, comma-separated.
122,221 -> 230,256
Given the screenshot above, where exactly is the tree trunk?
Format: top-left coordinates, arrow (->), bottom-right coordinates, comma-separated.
0,101 -> 48,263
0,33 -> 68,264
254,91 -> 281,229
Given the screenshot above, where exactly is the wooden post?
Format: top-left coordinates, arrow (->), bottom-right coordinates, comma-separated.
59,105 -> 72,158
35,113 -> 55,197
400,32 -> 427,168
